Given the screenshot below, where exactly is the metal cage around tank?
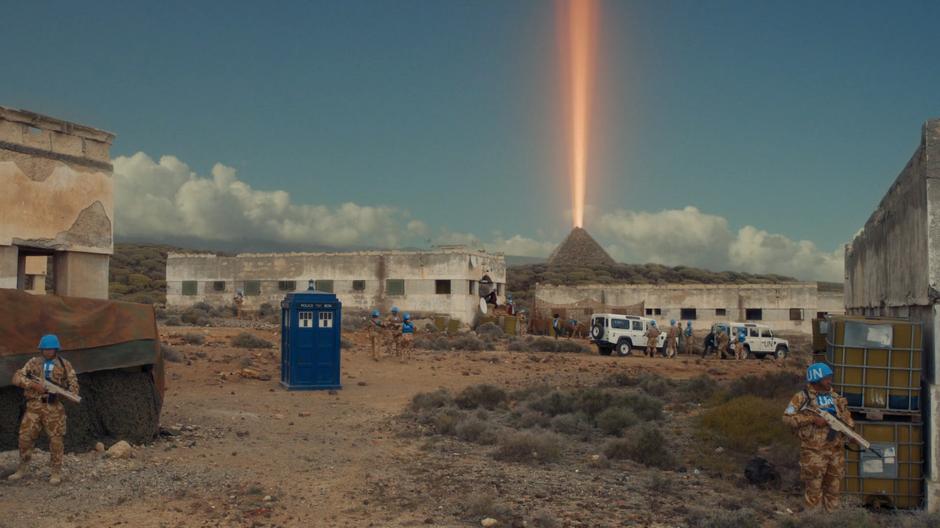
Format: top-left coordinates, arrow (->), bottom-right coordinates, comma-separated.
279,289 -> 342,390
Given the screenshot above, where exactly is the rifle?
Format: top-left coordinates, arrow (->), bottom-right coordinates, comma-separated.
26,373 -> 81,404
806,406 -> 881,457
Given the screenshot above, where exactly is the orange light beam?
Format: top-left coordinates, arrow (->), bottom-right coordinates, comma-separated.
567,0 -> 596,228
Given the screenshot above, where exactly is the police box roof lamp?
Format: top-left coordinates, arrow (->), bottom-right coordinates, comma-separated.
307,279 -> 316,291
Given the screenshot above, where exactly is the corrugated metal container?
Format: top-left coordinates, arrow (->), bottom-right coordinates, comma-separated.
844,420 -> 924,509
826,316 -> 922,413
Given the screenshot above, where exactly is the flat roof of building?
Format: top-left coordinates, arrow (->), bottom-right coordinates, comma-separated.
0,106 -> 115,143
167,246 -> 504,260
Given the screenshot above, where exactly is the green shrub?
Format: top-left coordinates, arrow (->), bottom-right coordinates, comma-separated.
528,391 -> 576,417
616,392 -> 664,421
775,508 -> 883,528
410,389 -> 453,412
556,340 -> 590,353
433,409 -> 461,435
452,335 -> 485,351
258,303 -> 277,316
493,431 -> 562,464
576,388 -> 613,418
181,308 -> 211,326
230,333 -> 273,349
638,372 -> 673,397
685,508 -> 760,528
727,371 -> 802,401
462,493 -> 514,523
160,343 -> 184,363
603,424 -> 675,469
180,333 -> 205,345
476,322 -> 504,338
529,337 -> 558,352
517,410 -> 552,429
507,338 -> 528,352
596,407 -> 639,436
456,418 -> 499,445
164,315 -> 182,326
699,395 -> 796,452
455,384 -> 508,410
550,413 -> 592,436
678,375 -> 719,403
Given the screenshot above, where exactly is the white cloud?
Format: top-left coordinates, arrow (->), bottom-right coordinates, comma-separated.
113,152 -> 416,248
594,206 -> 844,281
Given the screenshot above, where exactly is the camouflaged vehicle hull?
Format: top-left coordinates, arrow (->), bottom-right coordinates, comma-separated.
0,289 -> 164,450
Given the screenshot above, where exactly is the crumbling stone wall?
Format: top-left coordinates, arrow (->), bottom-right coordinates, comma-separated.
0,107 -> 115,299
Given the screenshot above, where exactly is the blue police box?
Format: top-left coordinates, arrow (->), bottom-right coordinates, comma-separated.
280,285 -> 342,390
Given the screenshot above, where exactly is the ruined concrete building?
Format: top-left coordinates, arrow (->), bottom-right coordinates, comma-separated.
166,248 -> 507,324
844,118 -> 940,509
0,107 -> 114,299
534,281 -> 844,333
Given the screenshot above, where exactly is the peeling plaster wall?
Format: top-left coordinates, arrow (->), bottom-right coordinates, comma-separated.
0,107 -> 115,299
535,282 -> 842,333
166,249 -> 507,324
844,118 -> 940,511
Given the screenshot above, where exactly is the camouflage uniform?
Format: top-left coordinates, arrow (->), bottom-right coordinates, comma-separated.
644,326 -> 661,357
715,330 -> 729,360
734,337 -> 746,360
683,326 -> 693,355
12,356 -> 79,476
782,386 -> 854,512
518,312 -> 528,337
385,314 -> 402,358
665,325 -> 678,358
368,317 -> 384,361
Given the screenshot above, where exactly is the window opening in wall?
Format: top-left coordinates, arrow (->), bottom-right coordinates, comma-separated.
316,280 -> 334,293
319,312 -> 334,328
182,281 -> 197,296
352,280 -> 366,292
645,308 -> 653,315
680,308 -> 696,320
278,280 -> 296,292
745,308 -> 763,321
298,311 -> 313,328
715,308 -> 727,317
653,308 -> 662,315
789,308 -> 803,321
244,280 -> 261,296
816,311 -> 828,319
212,281 -> 226,292
387,279 -> 405,296
435,280 -> 451,295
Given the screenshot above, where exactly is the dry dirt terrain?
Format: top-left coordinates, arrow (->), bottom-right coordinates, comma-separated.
0,326 -> 916,527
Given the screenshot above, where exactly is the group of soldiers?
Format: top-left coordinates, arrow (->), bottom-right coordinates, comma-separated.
642,319 -> 695,358
367,306 -> 415,362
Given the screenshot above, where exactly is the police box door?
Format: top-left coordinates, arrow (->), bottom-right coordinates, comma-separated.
294,308 -> 317,385
313,310 -> 338,385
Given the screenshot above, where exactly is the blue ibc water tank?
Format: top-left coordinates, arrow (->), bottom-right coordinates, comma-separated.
280,289 -> 342,390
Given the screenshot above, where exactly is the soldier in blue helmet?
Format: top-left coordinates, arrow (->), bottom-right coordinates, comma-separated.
734,328 -> 748,360
683,321 -> 694,355
368,309 -> 384,361
665,320 -> 679,358
783,362 -> 854,512
385,307 -> 403,358
9,334 -> 80,485
400,313 -> 416,361
644,320 -> 661,357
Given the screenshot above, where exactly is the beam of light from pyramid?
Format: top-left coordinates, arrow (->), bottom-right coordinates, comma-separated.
565,0 -> 596,228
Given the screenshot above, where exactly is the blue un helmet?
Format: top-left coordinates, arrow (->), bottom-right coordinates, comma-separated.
670,319 -> 676,326
650,320 -> 657,327
806,363 -> 834,383
403,313 -> 411,321
371,309 -> 380,318
391,306 -> 400,314
38,334 -> 61,350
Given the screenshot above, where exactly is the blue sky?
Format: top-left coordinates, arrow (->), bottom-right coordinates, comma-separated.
3,1 -> 939,279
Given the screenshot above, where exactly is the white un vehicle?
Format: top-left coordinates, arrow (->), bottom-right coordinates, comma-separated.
708,322 -> 790,360
589,313 -> 667,356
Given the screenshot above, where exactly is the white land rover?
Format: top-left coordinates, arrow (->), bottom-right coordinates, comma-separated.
590,313 -> 667,356
709,322 -> 790,360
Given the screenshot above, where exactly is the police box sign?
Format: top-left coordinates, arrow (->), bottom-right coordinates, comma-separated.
298,303 -> 334,309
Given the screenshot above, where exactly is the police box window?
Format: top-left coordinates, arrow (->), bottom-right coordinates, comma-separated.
298,311 -> 313,328
435,280 -> 451,295
387,279 -> 405,296
212,281 -> 226,292
278,280 -> 296,292
352,280 -> 366,292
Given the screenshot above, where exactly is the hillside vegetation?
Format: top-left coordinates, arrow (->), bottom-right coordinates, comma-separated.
109,243 -> 195,304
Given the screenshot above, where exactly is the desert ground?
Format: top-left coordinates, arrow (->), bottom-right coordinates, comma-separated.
0,324 -> 929,528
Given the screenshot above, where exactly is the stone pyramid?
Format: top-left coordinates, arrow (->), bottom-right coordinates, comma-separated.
547,227 -> 617,267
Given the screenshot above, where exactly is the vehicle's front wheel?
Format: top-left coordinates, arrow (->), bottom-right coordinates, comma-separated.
598,346 -> 613,356
616,340 -> 632,357
775,346 -> 789,360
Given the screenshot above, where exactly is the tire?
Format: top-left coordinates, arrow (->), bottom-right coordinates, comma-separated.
616,340 -> 632,357
591,325 -> 603,340
775,346 -> 789,360
598,345 -> 612,356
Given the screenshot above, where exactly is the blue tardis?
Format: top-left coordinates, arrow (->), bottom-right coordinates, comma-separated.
280,284 -> 342,390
